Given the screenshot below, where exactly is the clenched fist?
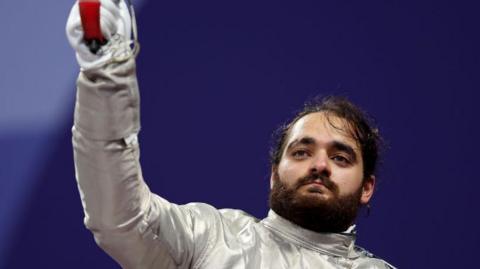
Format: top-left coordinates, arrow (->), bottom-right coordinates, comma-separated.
66,0 -> 135,70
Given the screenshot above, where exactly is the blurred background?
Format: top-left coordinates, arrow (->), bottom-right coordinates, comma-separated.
1,0 -> 479,268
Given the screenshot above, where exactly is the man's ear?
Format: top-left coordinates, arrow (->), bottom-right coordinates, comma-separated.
270,165 -> 278,189
360,175 -> 375,205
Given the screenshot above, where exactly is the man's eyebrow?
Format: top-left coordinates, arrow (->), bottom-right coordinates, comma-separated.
286,136 -> 317,151
331,141 -> 357,161
287,137 -> 358,160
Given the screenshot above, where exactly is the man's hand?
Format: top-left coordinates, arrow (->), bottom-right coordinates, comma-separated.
66,0 -> 133,70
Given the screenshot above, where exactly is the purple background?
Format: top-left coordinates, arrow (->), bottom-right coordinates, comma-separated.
1,0 -> 479,268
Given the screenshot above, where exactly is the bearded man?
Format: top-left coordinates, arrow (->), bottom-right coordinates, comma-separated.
67,0 -> 395,268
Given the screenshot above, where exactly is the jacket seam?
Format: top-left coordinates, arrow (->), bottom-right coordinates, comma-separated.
190,208 -> 215,269
262,222 -> 343,258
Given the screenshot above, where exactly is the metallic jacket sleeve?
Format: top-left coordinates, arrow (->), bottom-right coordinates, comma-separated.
72,59 -> 214,268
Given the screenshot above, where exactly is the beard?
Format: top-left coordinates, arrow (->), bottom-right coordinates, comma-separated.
269,171 -> 363,233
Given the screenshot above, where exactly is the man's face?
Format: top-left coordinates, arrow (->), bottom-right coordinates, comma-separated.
269,112 -> 375,232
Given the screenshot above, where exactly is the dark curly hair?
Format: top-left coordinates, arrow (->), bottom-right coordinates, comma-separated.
269,96 -> 383,180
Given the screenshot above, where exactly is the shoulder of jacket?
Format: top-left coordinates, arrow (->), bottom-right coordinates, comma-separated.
180,203 -> 258,223
219,208 -> 260,225
354,246 -> 397,269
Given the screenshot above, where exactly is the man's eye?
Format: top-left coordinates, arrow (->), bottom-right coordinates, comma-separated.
292,150 -> 309,159
332,155 -> 350,165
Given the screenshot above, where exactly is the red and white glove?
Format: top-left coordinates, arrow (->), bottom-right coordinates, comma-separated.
66,0 -> 133,70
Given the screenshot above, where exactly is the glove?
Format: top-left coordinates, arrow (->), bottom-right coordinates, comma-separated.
66,0 -> 133,70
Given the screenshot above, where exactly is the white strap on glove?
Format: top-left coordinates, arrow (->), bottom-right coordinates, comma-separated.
66,0 -> 136,70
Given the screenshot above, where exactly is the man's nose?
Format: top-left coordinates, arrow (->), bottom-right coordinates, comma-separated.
309,152 -> 331,176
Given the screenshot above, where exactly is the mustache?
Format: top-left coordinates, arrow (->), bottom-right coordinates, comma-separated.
295,172 -> 338,192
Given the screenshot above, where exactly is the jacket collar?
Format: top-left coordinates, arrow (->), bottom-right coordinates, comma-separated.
261,210 -> 359,258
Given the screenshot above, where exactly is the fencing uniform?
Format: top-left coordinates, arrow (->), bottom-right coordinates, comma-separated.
72,58 -> 395,269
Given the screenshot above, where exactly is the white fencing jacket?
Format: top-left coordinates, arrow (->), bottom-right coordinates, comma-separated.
72,58 -> 395,269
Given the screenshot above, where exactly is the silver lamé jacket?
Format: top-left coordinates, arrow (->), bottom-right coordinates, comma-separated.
72,58 -> 396,269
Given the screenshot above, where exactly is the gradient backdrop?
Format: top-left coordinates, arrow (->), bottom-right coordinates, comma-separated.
1,0 -> 479,268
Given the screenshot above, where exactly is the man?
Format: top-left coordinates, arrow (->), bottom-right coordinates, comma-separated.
67,0 -> 395,268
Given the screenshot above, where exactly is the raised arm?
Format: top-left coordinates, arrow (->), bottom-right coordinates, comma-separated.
66,1 -> 216,267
